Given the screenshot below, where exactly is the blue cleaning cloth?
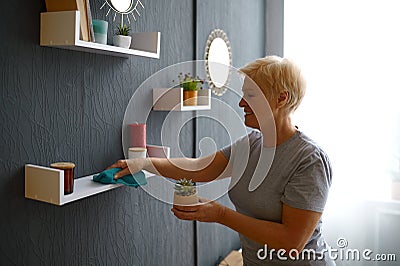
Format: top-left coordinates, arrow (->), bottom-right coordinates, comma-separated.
92,168 -> 147,188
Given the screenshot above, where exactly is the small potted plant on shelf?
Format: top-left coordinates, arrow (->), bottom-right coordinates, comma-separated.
176,73 -> 204,106
173,178 -> 199,205
113,24 -> 132,49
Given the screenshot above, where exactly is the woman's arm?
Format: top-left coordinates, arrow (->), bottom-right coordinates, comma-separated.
172,201 -> 321,252
219,203 -> 321,252
109,151 -> 231,183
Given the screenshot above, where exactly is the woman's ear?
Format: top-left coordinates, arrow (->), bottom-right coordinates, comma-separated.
277,91 -> 289,109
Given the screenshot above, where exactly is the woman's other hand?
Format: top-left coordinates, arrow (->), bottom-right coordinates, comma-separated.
171,197 -> 226,223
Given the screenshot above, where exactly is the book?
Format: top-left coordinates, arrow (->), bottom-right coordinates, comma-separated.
85,0 -> 95,42
45,0 -> 90,42
75,0 -> 90,42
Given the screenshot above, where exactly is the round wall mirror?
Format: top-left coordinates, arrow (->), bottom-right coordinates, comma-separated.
110,0 -> 132,13
205,29 -> 232,96
101,0 -> 145,24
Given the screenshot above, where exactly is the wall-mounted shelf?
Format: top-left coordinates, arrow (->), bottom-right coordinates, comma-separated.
153,88 -> 211,111
25,164 -> 155,206
40,11 -> 160,59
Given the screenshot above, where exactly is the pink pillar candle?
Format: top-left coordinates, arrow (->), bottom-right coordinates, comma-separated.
129,123 -> 146,148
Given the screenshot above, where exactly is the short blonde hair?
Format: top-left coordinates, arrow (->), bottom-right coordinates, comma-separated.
239,56 -> 306,113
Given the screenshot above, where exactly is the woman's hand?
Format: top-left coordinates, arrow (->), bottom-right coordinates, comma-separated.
107,158 -> 146,179
171,197 -> 226,223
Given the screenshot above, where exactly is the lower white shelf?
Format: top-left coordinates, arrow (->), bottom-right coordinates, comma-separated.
25,164 -> 155,206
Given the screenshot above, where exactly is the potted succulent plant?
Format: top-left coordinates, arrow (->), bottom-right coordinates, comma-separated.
113,24 -> 132,49
173,178 -> 199,205
176,73 -> 204,106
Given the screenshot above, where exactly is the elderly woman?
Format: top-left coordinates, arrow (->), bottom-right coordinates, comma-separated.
109,56 -> 334,265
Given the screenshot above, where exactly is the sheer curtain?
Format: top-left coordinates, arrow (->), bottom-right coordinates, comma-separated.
285,0 -> 400,264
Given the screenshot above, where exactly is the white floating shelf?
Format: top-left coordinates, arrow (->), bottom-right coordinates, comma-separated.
25,164 -> 155,206
40,11 -> 160,59
153,88 -> 211,111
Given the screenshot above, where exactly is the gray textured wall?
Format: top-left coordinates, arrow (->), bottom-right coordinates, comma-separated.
265,0 -> 284,56
0,0 -> 273,265
195,1 -> 266,265
0,0 -> 195,265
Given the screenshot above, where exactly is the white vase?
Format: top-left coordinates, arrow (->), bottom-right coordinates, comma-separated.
113,35 -> 132,49
173,191 -> 199,206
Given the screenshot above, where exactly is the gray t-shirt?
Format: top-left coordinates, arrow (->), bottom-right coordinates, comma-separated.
220,130 -> 335,265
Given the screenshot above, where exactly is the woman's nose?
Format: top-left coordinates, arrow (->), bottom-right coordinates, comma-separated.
239,97 -> 247,107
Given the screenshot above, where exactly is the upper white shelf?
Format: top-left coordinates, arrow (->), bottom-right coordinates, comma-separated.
25,164 -> 155,206
40,11 -> 160,59
153,88 -> 211,111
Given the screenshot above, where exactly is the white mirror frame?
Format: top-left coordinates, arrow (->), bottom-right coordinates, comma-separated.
204,29 -> 232,96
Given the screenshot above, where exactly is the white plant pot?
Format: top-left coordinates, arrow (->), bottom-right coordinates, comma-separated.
173,191 -> 199,206
113,35 -> 132,49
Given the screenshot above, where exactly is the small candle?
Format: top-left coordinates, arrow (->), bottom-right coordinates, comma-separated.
50,162 -> 75,195
92,19 -> 108,44
129,147 -> 147,159
147,145 -> 170,158
129,123 -> 146,148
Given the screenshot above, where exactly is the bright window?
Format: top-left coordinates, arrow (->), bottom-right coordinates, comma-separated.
284,0 -> 400,203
